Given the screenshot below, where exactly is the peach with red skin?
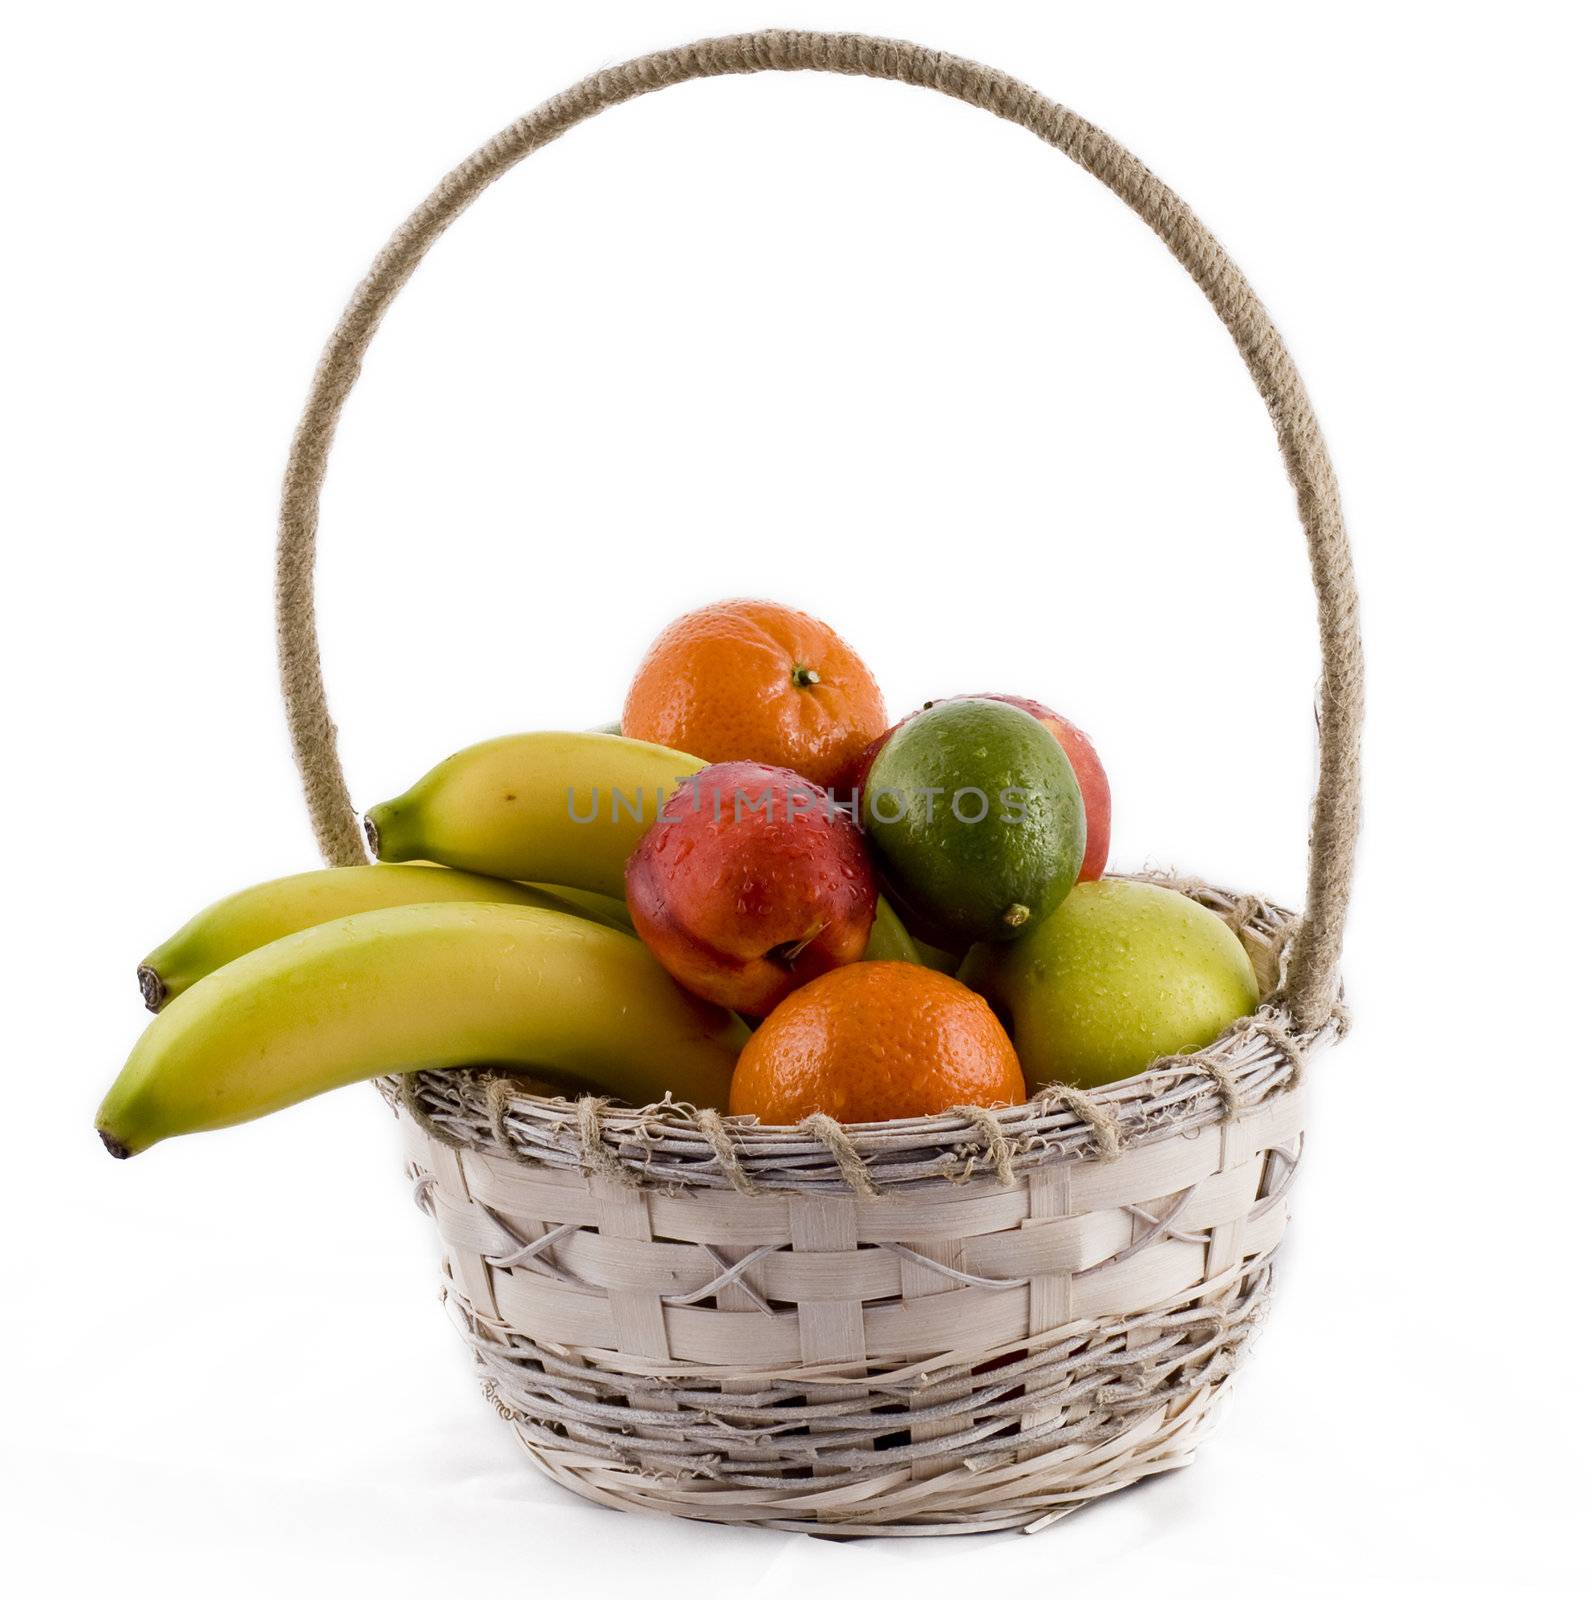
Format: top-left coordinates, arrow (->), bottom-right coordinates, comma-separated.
836,694 -> 1111,882
626,761 -> 878,1017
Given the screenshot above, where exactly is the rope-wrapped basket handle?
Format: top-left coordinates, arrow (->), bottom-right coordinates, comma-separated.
275,29 -> 1363,1033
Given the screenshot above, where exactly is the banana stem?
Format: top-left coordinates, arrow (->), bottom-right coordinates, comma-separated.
137,966 -> 166,1012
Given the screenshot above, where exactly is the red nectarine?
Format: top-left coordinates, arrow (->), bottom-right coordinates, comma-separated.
626,762 -> 878,1017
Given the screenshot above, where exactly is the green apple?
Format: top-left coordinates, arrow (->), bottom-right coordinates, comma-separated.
959,879 -> 1260,1089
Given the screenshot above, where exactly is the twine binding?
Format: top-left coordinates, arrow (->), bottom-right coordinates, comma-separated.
798,1111 -> 881,1198
1031,1081 -> 1126,1160
949,1103 -> 1016,1186
693,1107 -> 758,1196
575,1095 -> 639,1190
394,881 -> 1325,1195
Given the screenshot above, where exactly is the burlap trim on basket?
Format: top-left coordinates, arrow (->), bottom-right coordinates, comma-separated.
381,874 -> 1339,1195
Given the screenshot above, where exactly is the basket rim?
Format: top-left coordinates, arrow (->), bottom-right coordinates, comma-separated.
388,870 -> 1341,1195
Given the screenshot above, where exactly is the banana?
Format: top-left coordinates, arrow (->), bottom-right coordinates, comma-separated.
525,882 -> 634,933
365,732 -> 704,898
137,864 -> 609,1011
98,903 -> 748,1158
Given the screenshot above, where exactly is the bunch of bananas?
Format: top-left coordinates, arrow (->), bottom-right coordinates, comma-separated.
97,733 -> 759,1158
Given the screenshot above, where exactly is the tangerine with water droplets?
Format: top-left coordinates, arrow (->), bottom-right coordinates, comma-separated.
728,962 -> 1026,1124
622,600 -> 888,788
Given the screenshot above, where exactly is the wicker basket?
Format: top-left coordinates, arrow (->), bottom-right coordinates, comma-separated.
272,32 -> 1361,1536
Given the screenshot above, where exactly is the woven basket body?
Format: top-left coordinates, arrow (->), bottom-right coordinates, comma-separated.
389,883 -> 1328,1534
401,1076 -> 1304,1533
273,30 -> 1362,1538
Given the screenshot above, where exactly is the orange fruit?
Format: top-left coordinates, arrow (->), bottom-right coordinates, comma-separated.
728,962 -> 1027,1125
621,599 -> 888,788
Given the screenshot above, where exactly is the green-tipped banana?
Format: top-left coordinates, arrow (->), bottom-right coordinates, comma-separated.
98,903 -> 748,1158
366,732 -> 704,899
137,864 -> 617,1011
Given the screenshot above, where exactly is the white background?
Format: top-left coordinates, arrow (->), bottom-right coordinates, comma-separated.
5,3 -> 1583,1594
